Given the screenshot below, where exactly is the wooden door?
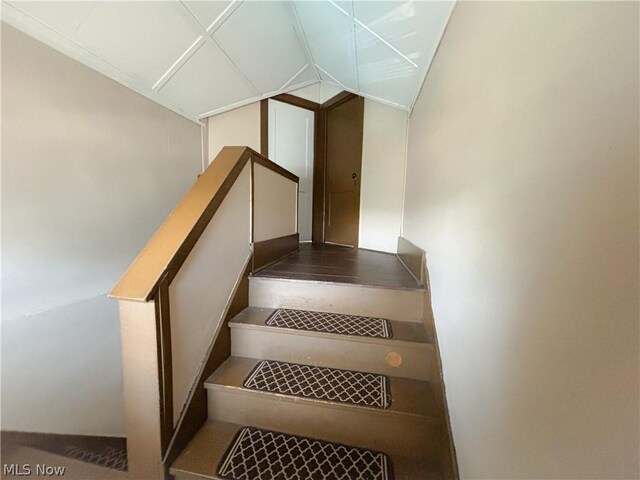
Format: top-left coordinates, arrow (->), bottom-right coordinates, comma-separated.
324,95 -> 364,247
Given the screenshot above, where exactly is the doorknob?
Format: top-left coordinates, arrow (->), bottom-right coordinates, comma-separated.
351,172 -> 357,185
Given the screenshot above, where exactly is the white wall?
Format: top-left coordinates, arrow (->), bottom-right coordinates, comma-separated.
1,24 -> 202,435
207,102 -> 260,163
358,99 -> 408,253
402,2 -> 639,478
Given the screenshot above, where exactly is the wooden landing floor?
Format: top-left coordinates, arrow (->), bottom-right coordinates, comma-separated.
255,243 -> 421,290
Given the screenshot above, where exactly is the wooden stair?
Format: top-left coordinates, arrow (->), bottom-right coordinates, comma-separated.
170,268 -> 451,479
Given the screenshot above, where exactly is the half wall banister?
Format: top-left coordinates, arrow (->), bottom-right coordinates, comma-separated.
109,146 -> 299,480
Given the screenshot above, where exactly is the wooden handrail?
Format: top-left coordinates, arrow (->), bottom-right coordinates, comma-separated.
109,146 -> 298,302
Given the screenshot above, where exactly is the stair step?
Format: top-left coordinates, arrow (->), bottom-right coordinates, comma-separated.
218,426 -> 392,480
249,276 -> 424,322
205,357 -> 441,457
170,420 -> 443,480
230,307 -> 436,381
265,308 -> 393,339
242,359 -> 392,409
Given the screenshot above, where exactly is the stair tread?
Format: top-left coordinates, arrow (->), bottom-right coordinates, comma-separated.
170,420 -> 442,480
230,307 -> 431,346
205,356 -> 440,420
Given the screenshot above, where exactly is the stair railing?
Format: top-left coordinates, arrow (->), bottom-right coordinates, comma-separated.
109,146 -> 299,480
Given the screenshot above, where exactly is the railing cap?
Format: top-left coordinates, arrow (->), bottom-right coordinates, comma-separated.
110,146 -> 297,302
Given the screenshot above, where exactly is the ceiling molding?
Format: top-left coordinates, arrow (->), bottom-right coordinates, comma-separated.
279,64 -> 311,91
3,0 -> 455,119
287,2 -> 321,82
153,36 -> 205,91
408,1 -> 457,115
198,78 -> 319,119
1,1 -> 204,125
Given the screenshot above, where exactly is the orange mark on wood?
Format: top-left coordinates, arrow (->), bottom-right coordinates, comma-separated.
386,352 -> 402,367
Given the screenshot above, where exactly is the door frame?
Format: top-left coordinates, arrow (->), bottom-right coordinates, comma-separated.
261,91 -> 359,244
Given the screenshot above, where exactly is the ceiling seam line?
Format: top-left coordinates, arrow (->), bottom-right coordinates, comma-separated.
153,36 -> 205,91
351,0 -> 360,92
315,65 -> 348,91
279,64 -> 311,91
354,18 -> 418,69
197,78 -> 319,118
206,0 -> 244,35
409,2 -> 457,113
327,0 -> 350,18
287,3 -> 321,82
207,36 -> 262,96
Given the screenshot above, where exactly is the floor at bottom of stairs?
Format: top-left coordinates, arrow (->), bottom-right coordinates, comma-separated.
170,420 -> 443,480
0,444 -> 126,479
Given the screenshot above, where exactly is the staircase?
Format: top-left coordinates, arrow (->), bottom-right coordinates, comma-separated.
170,267 -> 452,479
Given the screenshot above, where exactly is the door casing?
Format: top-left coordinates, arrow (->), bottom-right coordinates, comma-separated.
260,91 -> 363,246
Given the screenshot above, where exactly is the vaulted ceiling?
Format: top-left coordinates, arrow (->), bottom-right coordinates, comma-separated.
2,1 -> 455,123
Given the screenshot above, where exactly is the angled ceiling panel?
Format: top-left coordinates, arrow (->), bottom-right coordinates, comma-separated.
5,1 -> 96,35
213,1 -> 310,94
182,0 -> 233,30
285,65 -> 318,90
159,42 -> 256,118
75,2 -> 201,86
294,1 -> 358,90
355,25 -> 419,108
354,1 -> 456,71
3,0 -> 456,119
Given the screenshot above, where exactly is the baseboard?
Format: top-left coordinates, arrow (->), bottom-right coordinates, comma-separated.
252,233 -> 299,273
395,237 -> 459,479
396,236 -> 426,288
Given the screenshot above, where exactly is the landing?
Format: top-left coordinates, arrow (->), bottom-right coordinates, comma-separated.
255,243 -> 421,290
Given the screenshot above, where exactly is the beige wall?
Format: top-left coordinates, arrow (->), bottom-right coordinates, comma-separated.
359,99 -> 408,253
253,163 -> 298,242
1,24 -> 202,435
403,2 -> 639,478
169,164 -> 251,425
207,102 -> 260,163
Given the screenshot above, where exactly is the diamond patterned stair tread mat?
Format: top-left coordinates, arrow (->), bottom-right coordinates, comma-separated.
243,360 -> 392,409
63,445 -> 128,472
265,308 -> 393,338
217,426 -> 393,480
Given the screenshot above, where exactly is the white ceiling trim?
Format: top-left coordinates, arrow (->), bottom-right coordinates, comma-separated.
408,1 -> 457,115
168,0 -> 262,97
152,35 -> 205,91
1,0 -> 204,125
353,17 -> 418,70
279,64 -> 311,91
287,2 -> 321,82
4,0 -> 455,119
197,77 -> 319,119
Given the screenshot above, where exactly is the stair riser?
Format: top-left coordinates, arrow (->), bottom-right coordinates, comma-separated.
207,387 -> 439,457
249,277 -> 424,322
231,326 -> 435,381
